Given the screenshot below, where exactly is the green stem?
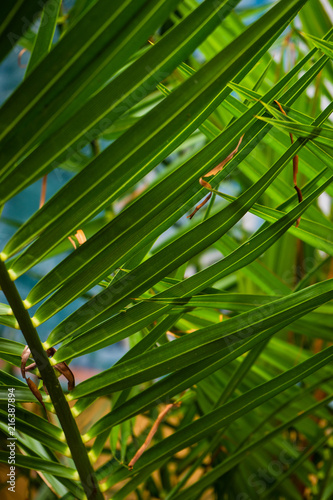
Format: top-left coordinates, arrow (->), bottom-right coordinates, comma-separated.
0,258 -> 104,500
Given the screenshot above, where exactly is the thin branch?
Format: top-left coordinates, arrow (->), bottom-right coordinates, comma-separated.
128,403 -> 178,469
18,48 -> 28,68
39,175 -> 48,208
0,258 -> 103,500
187,192 -> 212,220
274,100 -> 302,227
188,135 -> 244,219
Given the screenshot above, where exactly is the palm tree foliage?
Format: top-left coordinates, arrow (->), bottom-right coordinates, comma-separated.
0,0 -> 333,498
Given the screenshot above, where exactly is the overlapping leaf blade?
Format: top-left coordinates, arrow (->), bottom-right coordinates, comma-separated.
66,276 -> 333,399
47,173 -> 331,351
3,0 -> 306,269
1,1 -> 332,498
0,0 -> 147,141
0,0 -> 48,63
89,342 -> 333,489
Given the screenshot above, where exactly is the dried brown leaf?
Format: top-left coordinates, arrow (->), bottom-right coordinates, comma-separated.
128,403 -> 178,469
274,100 -> 302,227
21,345 -> 31,378
27,377 -> 48,417
39,175 -> 47,208
46,347 -> 56,357
188,135 -> 244,219
54,362 -> 75,391
203,134 -> 244,180
25,362 -> 37,372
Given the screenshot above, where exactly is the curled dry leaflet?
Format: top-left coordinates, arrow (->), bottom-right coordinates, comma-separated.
274,100 -> 303,227
187,135 -> 244,219
21,345 -> 75,417
188,101 -> 302,225
128,402 -> 180,470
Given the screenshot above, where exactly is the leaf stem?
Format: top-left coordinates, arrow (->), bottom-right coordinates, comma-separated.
0,258 -> 104,500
